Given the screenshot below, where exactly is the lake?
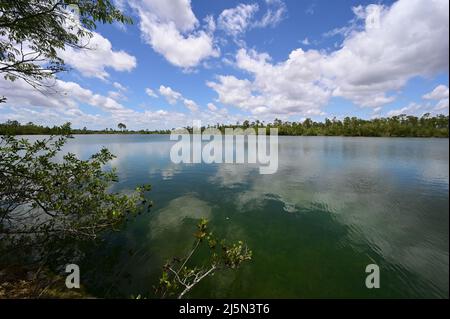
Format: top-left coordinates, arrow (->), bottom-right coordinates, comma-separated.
60,135 -> 448,298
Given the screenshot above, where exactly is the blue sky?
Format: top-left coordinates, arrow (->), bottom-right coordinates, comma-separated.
0,0 -> 448,129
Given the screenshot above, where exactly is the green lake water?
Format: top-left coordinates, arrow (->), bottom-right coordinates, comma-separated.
60,135 -> 448,298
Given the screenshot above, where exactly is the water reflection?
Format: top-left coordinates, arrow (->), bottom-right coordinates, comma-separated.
149,194 -> 212,238
59,135 -> 449,298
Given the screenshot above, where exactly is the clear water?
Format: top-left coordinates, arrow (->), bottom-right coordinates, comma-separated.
59,135 -> 448,298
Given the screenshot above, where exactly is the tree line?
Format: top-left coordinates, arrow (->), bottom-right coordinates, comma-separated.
5,114 -> 445,137
0,120 -> 171,135
229,114 -> 449,137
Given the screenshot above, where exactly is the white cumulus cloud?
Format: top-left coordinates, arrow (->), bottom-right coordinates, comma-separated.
159,85 -> 182,104
158,85 -> 198,112
218,0 -> 286,37
145,88 -> 158,98
423,85 -> 449,113
218,4 -> 259,37
130,0 -> 219,69
208,0 -> 449,117
423,85 -> 449,100
207,103 -> 218,111
387,103 -> 422,117
58,31 -> 136,80
0,77 -> 125,112
183,98 -> 199,112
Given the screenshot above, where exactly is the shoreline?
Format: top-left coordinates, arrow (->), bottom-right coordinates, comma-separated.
2,133 -> 448,138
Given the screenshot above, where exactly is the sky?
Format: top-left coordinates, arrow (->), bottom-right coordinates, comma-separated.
0,0 -> 449,130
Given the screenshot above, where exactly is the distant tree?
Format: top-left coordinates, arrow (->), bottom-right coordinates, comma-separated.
117,123 -> 126,131
274,118 -> 282,126
0,0 -> 132,101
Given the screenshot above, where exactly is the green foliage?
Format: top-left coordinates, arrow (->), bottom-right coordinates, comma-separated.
0,0 -> 131,91
0,124 -> 152,269
1,114 -> 448,137
117,123 -> 126,131
155,218 -> 252,299
196,114 -> 448,138
0,120 -> 172,135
